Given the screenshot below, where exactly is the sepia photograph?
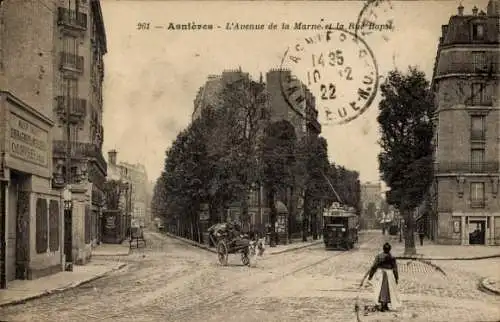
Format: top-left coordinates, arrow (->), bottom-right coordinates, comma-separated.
0,0 -> 499,321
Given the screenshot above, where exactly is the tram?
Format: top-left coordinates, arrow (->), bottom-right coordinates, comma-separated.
323,203 -> 359,250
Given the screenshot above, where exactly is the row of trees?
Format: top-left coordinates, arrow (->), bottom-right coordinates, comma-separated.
151,75 -> 361,243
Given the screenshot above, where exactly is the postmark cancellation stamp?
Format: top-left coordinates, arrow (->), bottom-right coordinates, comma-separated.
280,28 -> 379,126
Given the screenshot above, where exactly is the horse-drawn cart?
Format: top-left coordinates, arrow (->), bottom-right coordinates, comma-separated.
208,223 -> 256,266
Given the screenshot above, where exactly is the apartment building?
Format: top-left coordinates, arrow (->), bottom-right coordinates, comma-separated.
107,150 -> 150,227
432,1 -> 500,245
0,0 -> 107,290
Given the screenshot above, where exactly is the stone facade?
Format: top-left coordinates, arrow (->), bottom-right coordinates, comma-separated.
432,1 -> 500,245
106,150 -> 150,227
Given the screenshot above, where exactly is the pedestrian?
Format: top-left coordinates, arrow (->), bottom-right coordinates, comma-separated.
360,242 -> 401,312
418,225 -> 425,246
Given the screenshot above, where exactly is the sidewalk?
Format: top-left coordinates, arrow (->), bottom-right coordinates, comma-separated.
388,236 -> 500,260
164,232 -> 323,255
0,260 -> 126,307
92,241 -> 131,257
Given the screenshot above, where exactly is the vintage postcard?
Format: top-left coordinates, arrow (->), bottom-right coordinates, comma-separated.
0,0 -> 499,321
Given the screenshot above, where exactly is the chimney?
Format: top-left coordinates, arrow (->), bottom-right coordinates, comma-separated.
108,150 -> 117,166
472,5 -> 478,15
487,0 -> 500,15
458,4 -> 464,15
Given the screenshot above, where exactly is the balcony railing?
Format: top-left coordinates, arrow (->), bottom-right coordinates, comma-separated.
470,129 -> 486,141
57,7 -> 87,30
436,61 -> 499,77
470,199 -> 486,208
434,161 -> 499,173
53,140 -> 107,173
55,96 -> 87,120
60,52 -> 84,73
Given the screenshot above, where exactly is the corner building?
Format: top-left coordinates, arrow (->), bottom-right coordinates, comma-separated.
0,0 -> 61,288
432,1 -> 500,245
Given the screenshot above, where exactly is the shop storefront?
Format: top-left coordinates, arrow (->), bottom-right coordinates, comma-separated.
0,91 -> 61,289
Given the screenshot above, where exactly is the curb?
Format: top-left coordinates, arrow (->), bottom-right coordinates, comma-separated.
0,263 -> 126,308
479,277 -> 500,296
164,232 -> 322,255
396,254 -> 500,261
165,232 -> 216,253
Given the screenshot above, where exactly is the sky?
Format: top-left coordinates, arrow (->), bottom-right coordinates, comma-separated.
100,0 -> 490,187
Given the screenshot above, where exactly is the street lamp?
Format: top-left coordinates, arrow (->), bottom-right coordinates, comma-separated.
62,185 -> 73,271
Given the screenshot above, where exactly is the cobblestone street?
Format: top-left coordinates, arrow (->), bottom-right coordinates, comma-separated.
1,231 -> 499,322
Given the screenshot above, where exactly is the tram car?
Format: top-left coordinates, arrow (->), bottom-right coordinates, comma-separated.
323,203 -> 359,250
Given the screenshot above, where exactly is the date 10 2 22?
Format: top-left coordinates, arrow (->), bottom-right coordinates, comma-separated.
306,50 -> 353,101
137,22 -> 151,30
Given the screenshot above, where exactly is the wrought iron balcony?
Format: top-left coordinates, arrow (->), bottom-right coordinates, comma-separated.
470,199 -> 486,208
53,140 -> 107,173
436,61 -> 499,77
57,7 -> 87,30
434,161 -> 499,174
60,52 -> 84,73
55,96 -> 87,121
470,129 -> 486,141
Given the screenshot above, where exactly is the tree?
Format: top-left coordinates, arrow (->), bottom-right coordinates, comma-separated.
377,67 -> 435,255
104,180 -> 125,210
208,77 -> 267,229
298,135 -> 330,240
260,120 -> 297,245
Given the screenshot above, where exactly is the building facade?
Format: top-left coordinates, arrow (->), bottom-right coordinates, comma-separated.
0,0 -> 79,287
432,1 -> 500,245
107,150 -> 150,227
360,181 -> 382,229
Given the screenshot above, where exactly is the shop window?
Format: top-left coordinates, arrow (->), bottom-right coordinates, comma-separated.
36,198 -> 48,254
84,205 -> 91,243
49,200 -> 60,251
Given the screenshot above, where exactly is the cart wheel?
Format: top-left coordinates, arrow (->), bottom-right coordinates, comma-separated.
241,250 -> 250,266
217,240 -> 228,266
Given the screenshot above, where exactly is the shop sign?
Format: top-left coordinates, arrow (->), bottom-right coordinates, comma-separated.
9,112 -> 49,167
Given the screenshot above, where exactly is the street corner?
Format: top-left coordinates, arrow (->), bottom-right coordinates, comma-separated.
164,232 -> 216,253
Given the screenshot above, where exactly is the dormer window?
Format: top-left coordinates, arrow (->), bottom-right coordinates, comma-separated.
472,23 -> 485,40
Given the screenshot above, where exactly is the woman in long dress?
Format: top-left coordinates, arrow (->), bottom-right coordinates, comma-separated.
361,242 -> 402,311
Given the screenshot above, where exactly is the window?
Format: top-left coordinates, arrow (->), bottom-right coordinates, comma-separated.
470,182 -> 485,208
470,83 -> 486,105
63,36 -> 78,55
49,200 -> 60,251
472,24 -> 485,40
36,198 -> 48,254
470,115 -> 485,140
70,125 -> 78,142
471,148 -> 485,172
472,52 -> 487,71
62,78 -> 78,98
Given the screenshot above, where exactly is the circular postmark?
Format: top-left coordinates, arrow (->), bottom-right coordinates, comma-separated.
355,0 -> 395,41
279,28 -> 379,126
